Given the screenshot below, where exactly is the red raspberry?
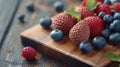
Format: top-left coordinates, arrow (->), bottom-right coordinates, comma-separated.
81,0 -> 104,6
52,13 -> 75,34
21,46 -> 37,60
81,0 -> 87,6
69,20 -> 90,45
76,7 -> 94,19
113,2 -> 120,12
94,4 -> 111,15
83,16 -> 104,36
96,0 -> 104,2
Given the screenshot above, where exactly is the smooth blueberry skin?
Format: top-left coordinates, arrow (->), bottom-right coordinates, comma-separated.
98,12 -> 106,18
109,33 -> 120,45
104,0 -> 111,5
101,28 -> 111,39
109,20 -> 120,32
50,29 -> 63,41
18,14 -> 25,22
53,1 -> 64,13
79,41 -> 93,54
93,36 -> 106,50
110,0 -> 120,4
113,12 -> 120,20
39,17 -> 52,29
103,14 -> 113,25
111,9 -> 116,15
26,2 -> 34,12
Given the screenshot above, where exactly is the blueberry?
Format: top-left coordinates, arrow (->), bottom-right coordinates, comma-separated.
26,2 -> 34,12
110,0 -> 120,4
104,0 -> 111,5
93,36 -> 106,50
18,14 -> 25,22
98,12 -> 106,18
109,20 -> 120,32
103,14 -> 113,25
39,17 -> 52,28
109,33 -> 120,45
79,41 -> 93,54
113,12 -> 120,20
53,1 -> 64,13
101,29 -> 110,39
50,29 -> 63,41
111,9 -> 116,15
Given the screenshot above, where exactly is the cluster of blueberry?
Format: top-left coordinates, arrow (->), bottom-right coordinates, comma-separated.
79,0 -> 120,54
99,11 -> 120,45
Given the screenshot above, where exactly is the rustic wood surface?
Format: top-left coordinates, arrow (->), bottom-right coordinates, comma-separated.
21,24 -> 120,67
0,0 -> 21,47
0,0 -> 84,67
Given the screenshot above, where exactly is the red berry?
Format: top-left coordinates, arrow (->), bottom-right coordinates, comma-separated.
81,0 -> 104,7
96,0 -> 104,2
83,16 -> 104,36
76,7 -> 94,19
94,4 -> 111,15
21,46 -> 37,60
81,0 -> 87,6
52,13 -> 75,34
113,2 -> 120,12
69,20 -> 90,45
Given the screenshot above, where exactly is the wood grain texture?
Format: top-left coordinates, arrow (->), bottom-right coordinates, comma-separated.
21,24 -> 120,67
0,0 -> 21,46
0,0 -> 81,67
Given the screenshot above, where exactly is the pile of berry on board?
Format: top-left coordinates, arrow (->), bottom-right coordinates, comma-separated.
39,0 -> 120,54
21,0 -> 120,60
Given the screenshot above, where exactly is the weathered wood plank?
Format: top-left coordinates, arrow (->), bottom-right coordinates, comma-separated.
0,0 -> 21,47
21,23 -> 120,67
0,0 -> 81,67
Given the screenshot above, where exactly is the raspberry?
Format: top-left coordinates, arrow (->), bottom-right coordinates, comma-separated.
81,0 -> 104,7
21,46 -> 37,60
94,4 -> 111,15
113,2 -> 120,12
96,0 -> 104,2
81,0 -> 87,6
83,16 -> 104,36
69,20 -> 90,45
52,13 -> 74,34
76,7 -> 94,19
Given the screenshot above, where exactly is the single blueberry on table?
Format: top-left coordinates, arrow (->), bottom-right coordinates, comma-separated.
104,0 -> 111,5
103,14 -> 113,25
109,20 -> 120,32
98,12 -> 106,18
39,17 -> 52,29
18,14 -> 25,22
79,41 -> 93,54
109,33 -> 120,45
110,0 -> 120,4
101,28 -> 110,39
26,2 -> 34,12
111,9 -> 116,15
50,29 -> 63,41
93,36 -> 106,50
53,1 -> 64,13
113,12 -> 120,20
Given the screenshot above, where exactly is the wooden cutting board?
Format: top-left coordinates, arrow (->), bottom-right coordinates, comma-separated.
20,24 -> 120,67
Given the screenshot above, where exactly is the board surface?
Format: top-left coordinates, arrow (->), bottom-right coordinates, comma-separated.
21,24 -> 120,67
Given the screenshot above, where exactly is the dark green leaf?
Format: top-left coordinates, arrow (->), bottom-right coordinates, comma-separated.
64,7 -> 81,21
86,0 -> 98,10
105,52 -> 120,62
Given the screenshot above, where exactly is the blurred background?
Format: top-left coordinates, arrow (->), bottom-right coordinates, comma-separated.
0,0 -> 82,67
